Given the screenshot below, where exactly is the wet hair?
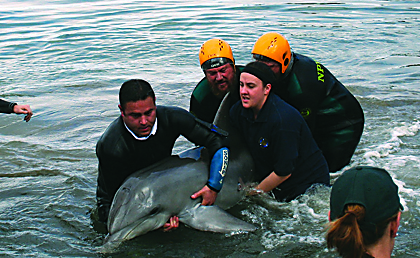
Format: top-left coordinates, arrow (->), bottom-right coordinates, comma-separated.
119,79 -> 155,110
326,204 -> 399,258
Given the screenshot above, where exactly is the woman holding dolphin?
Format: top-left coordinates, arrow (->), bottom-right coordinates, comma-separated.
229,62 -> 330,201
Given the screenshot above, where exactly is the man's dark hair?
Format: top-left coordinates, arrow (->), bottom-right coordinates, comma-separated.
119,79 -> 155,109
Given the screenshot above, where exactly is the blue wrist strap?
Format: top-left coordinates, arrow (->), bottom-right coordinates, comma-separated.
207,147 -> 229,192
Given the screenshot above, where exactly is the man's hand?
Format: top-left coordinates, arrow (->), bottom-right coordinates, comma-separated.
191,185 -> 217,206
163,216 -> 179,232
13,104 -> 33,122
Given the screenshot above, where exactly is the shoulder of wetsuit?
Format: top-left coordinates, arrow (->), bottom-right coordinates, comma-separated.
194,117 -> 229,137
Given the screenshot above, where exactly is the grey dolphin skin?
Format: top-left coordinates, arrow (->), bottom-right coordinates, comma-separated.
103,94 -> 257,249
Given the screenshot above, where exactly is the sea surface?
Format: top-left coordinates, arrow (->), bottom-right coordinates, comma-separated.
1,0 -> 419,257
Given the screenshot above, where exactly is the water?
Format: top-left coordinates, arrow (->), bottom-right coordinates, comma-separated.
1,0 -> 419,257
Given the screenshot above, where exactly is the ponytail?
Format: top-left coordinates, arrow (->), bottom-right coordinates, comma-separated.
327,204 -> 400,258
326,204 -> 366,258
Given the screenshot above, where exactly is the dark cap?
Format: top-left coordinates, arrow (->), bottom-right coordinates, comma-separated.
330,166 -> 403,226
241,61 -> 276,86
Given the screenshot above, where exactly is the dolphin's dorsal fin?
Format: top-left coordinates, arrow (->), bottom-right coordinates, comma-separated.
213,92 -> 232,132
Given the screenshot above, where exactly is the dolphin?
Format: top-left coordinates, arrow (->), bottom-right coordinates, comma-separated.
103,94 -> 257,248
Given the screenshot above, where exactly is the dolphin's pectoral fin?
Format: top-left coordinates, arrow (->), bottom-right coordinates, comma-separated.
179,205 -> 257,233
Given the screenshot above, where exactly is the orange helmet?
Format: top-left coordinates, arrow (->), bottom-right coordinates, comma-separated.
199,38 -> 235,70
252,32 -> 292,74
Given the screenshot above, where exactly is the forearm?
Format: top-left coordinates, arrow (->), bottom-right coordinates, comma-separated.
256,172 -> 291,193
184,113 -> 229,159
190,147 -> 228,205
179,109 -> 230,191
0,99 -> 16,114
207,147 -> 229,192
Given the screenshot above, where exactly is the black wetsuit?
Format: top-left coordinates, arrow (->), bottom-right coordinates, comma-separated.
96,106 -> 228,222
0,99 -> 16,113
273,53 -> 364,172
190,55 -> 364,172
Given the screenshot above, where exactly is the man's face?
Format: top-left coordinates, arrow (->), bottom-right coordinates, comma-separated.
119,96 -> 157,137
204,63 -> 236,97
257,60 -> 281,79
239,72 -> 271,115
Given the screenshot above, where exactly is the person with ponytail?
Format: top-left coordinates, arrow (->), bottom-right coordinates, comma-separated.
327,166 -> 403,258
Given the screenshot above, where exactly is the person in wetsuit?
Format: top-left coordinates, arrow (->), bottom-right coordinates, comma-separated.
95,79 -> 229,231
251,32 -> 365,172
230,62 -> 329,202
0,99 -> 33,122
190,38 -> 241,123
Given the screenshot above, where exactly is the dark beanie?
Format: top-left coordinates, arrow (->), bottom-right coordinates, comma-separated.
241,61 -> 277,86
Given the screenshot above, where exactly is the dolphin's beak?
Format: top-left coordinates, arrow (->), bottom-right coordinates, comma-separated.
106,213 -> 170,244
